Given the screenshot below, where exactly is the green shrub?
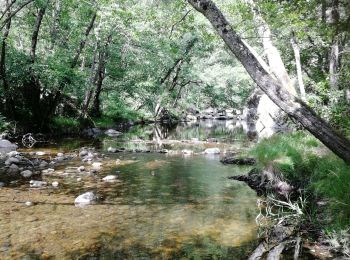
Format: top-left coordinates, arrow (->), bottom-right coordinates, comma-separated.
49,116 -> 80,133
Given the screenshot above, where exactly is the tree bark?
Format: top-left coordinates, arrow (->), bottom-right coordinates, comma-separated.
329,0 -> 340,89
247,0 -> 296,96
90,33 -> 112,117
25,4 -> 47,128
0,0 -> 15,117
50,0 -> 61,49
187,0 -> 350,164
30,6 -> 46,62
291,32 -> 306,100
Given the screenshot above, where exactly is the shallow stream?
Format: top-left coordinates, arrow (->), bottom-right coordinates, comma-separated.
0,120 -> 260,259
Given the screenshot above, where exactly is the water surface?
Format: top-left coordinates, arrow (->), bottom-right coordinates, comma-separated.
0,120 -> 259,259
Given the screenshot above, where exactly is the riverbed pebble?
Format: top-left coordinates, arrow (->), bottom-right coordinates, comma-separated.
52,181 -> 59,187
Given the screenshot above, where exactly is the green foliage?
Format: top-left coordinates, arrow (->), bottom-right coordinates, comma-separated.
49,117 -> 80,133
0,114 -> 10,132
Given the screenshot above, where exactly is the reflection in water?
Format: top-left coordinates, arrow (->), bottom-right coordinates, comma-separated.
0,120 -> 259,259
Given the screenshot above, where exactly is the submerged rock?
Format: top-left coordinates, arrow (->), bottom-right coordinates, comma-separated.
204,148 -> 220,154
74,191 -> 96,205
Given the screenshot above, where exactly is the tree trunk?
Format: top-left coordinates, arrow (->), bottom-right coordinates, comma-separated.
71,11 -> 97,68
329,0 -> 340,89
90,33 -> 112,117
247,0 -> 296,96
187,0 -> 350,164
291,32 -> 306,100
50,0 -> 61,49
0,0 -> 15,117
26,5 -> 47,127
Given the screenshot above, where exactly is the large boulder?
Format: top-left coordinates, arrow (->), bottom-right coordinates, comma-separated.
0,140 -> 17,153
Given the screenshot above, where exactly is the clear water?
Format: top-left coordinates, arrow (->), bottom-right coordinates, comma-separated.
0,120 -> 259,259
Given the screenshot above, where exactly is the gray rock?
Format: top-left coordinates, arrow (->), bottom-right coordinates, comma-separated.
20,170 -> 33,178
57,153 -> 64,157
5,157 -> 20,166
0,140 -> 17,153
7,151 -> 19,157
105,129 -> 122,137
103,175 -> 117,182
77,166 -> 85,172
107,147 -> 117,153
52,181 -> 59,187
36,151 -> 46,156
79,150 -> 88,157
8,164 -> 19,174
39,161 -> 49,168
74,191 -> 96,205
204,148 -> 220,154
29,180 -> 47,188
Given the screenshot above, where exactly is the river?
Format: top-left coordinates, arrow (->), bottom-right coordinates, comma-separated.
0,120 -> 259,259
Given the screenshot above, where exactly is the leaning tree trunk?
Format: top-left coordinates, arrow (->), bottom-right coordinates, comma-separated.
187,0 -> 350,164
